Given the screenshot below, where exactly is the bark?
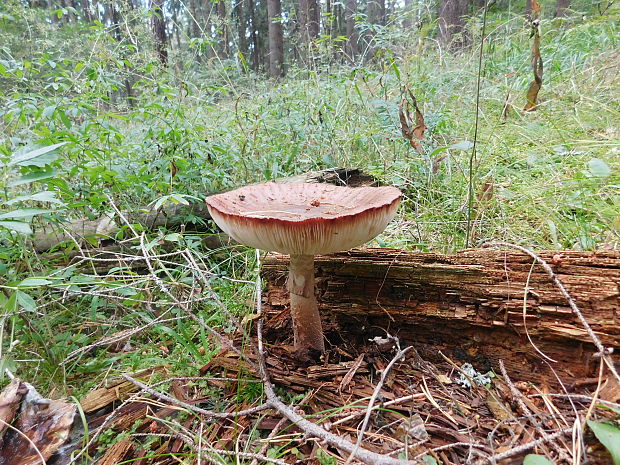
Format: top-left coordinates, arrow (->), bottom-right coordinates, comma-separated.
402,0 -> 412,28
262,248 -> 620,386
267,0 -> 284,77
189,0 -> 201,37
438,0 -> 469,48
555,0 -> 570,17
151,0 -> 168,65
235,0 -> 249,62
298,0 -> 320,44
32,168 -> 374,252
368,0 -> 385,26
248,0 -> 262,70
82,0 -> 94,21
344,0 -> 357,59
217,0 -> 230,58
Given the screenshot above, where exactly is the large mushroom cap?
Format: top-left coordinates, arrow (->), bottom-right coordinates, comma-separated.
206,182 -> 401,255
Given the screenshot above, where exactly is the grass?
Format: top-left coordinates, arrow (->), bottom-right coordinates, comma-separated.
0,4 -> 618,403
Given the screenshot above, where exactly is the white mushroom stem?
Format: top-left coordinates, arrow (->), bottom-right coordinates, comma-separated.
288,254 -> 325,353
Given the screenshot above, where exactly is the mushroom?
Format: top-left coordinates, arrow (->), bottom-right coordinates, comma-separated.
206,182 -> 401,356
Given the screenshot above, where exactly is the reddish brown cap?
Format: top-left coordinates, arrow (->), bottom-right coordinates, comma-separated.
206,182 -> 401,255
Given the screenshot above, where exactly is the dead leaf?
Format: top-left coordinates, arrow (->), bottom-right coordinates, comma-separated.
399,90 -> 427,153
338,353 -> 365,392
524,18 -> 543,111
477,177 -> 494,203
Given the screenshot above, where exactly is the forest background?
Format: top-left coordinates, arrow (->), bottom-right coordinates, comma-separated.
0,0 -> 618,445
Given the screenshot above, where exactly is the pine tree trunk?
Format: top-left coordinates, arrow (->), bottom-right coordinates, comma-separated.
402,0 -> 412,28
217,0 -> 230,58
248,0 -> 261,71
82,0 -> 94,21
267,0 -> 284,77
151,0 -> 168,65
345,0 -> 357,60
235,0 -> 249,63
368,0 -> 385,25
555,0 -> 570,17
438,0 -> 469,48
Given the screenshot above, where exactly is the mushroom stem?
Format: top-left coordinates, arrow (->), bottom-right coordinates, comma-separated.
288,254 -> 325,354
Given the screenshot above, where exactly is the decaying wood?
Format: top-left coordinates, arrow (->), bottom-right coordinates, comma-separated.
96,439 -> 135,465
31,167 -> 374,252
261,248 -> 620,385
0,379 -> 27,441
0,380 -> 75,465
80,366 -> 169,413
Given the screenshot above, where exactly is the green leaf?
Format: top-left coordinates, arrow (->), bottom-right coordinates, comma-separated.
0,221 -> 32,234
0,208 -> 56,220
42,104 -> 57,119
588,420 -> 620,464
17,278 -> 53,288
6,191 -> 64,205
588,158 -> 612,178
450,141 -> 474,151
421,456 -> 439,465
8,142 -> 66,167
8,168 -> 57,187
16,291 -> 37,312
524,454 -> 555,465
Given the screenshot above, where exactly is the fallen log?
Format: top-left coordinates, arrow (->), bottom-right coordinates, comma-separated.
31,167 -> 374,252
261,248 -> 620,385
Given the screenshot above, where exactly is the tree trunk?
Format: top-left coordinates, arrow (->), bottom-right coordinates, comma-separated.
555,0 -> 570,17
262,248 -> 620,387
298,0 -> 320,43
248,0 -> 262,71
217,0 -> 230,58
402,0 -> 412,28
235,0 -> 249,64
368,0 -> 385,26
189,0 -> 201,37
82,0 -> 94,21
344,0 -> 357,60
151,0 -> 168,65
267,0 -> 284,77
438,0 -> 469,48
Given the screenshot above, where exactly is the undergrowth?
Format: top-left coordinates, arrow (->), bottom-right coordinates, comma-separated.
0,3 -> 618,401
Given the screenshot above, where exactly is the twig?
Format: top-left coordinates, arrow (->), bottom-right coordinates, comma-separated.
484,241 -> 620,385
527,393 -> 620,410
345,346 -> 414,465
499,360 -> 566,461
121,374 -> 271,419
486,428 -> 573,463
61,315 -> 187,365
331,393 -> 426,427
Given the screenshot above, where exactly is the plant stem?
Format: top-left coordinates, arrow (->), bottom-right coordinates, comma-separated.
288,254 -> 325,353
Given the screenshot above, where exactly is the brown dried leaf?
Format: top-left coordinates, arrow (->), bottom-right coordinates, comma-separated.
477,178 -> 494,203
338,353 -> 366,392
524,19 -> 543,111
399,91 -> 427,153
